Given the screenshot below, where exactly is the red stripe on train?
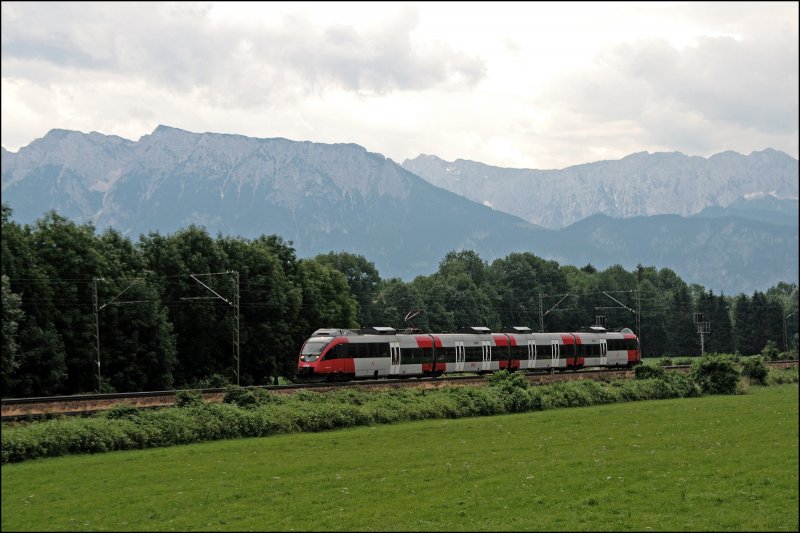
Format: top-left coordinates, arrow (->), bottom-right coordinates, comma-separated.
492,334 -> 509,347
316,358 -> 354,374
416,336 -> 433,348
416,336 -> 443,348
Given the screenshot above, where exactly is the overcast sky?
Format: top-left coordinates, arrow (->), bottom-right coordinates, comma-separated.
1,1 -> 797,169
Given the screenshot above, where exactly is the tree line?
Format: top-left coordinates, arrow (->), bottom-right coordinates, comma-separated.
2,204 -> 798,397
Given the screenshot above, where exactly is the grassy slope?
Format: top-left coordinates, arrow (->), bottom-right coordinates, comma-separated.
2,385 -> 797,532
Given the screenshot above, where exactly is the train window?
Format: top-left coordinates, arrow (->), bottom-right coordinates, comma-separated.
607,339 -> 638,351
465,346 -> 483,362
511,346 -> 527,359
321,344 -> 338,360
345,343 -> 363,358
440,346 -> 457,363
579,344 -> 601,356
374,343 -> 389,358
538,344 -> 552,358
400,347 -> 432,364
301,341 -> 328,356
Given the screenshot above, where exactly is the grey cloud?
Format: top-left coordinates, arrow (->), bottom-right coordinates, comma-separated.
552,34 -> 798,142
1,2 -> 486,101
246,11 -> 486,95
608,36 -> 797,135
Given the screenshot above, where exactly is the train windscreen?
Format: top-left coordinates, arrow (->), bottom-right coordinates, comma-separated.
300,340 -> 329,361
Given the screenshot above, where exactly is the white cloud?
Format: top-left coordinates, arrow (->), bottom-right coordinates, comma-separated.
1,1 -> 797,170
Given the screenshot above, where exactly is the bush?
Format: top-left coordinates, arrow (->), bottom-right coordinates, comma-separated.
487,370 -> 528,389
488,370 -> 532,413
690,354 -> 740,394
541,382 -> 593,409
252,388 -> 286,405
768,366 -> 799,385
760,340 -> 781,361
662,372 -> 702,398
175,390 -> 204,407
740,356 -> 769,386
635,365 -> 666,380
222,385 -> 259,408
104,404 -> 139,420
445,387 -> 504,416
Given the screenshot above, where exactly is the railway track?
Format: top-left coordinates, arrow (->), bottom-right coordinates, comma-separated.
2,361 -> 796,420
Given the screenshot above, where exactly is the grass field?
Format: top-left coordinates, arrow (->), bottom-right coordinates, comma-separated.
2,384 -> 797,532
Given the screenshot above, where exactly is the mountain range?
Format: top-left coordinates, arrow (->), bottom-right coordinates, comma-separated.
2,125 -> 798,295
402,150 -> 798,229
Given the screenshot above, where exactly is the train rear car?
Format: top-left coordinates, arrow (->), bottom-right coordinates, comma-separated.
604,327 -> 641,367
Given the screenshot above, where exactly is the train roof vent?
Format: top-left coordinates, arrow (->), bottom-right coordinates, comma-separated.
458,326 -> 491,334
582,325 -> 606,333
501,326 -> 532,333
360,326 -> 397,335
310,328 -> 350,337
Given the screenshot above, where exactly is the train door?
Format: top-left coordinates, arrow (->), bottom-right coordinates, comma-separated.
528,339 -> 536,369
389,342 -> 401,375
600,339 -> 608,367
481,340 -> 491,371
551,340 -> 560,368
455,341 -> 465,372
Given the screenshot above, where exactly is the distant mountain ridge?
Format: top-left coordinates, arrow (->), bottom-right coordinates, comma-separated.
402,150 -> 798,229
692,194 -> 798,227
2,126 -> 797,295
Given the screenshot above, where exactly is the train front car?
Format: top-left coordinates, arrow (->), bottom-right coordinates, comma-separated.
297,328 -> 351,382
297,327 -> 441,382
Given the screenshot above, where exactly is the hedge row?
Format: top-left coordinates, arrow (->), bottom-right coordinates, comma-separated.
2,356 -> 796,464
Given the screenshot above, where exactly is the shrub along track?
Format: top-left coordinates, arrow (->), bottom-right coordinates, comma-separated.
2,361 -> 796,420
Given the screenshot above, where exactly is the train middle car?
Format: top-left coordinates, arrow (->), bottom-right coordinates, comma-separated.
297,326 -> 640,382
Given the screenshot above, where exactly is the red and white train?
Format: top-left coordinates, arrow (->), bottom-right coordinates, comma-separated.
297,325 -> 640,381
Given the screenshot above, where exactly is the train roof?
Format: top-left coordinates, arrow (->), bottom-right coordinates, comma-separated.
309,325 -> 636,338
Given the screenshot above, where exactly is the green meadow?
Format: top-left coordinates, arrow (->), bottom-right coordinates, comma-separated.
2,384 -> 798,532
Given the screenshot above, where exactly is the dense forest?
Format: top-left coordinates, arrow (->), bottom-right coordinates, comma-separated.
2,204 -> 798,398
